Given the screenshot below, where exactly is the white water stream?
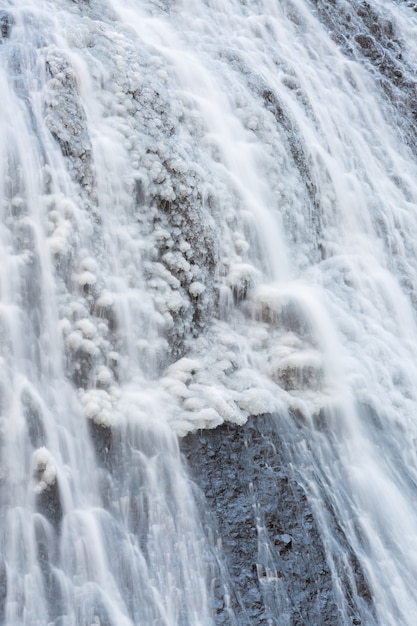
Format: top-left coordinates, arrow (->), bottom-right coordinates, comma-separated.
1,0 -> 417,623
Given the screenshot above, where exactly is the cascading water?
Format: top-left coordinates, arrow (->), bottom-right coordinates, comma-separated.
1,0 -> 417,623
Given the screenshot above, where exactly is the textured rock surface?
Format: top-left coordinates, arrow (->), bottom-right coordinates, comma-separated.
181,415 -> 371,625
307,0 -> 417,151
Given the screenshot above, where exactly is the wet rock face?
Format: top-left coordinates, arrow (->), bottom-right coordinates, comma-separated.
181,416 -> 342,625
44,47 -> 95,191
0,12 -> 14,40
308,0 -> 417,152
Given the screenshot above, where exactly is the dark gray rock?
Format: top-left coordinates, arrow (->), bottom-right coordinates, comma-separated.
0,11 -> 14,40
36,479 -> 63,529
181,415 -> 367,625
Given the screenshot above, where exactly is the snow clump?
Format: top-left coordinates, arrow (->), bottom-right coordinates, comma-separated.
32,447 -> 57,493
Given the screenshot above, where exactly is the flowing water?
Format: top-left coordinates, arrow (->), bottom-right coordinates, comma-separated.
0,0 -> 417,623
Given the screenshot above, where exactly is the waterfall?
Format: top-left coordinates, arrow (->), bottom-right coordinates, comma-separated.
1,0 -> 417,623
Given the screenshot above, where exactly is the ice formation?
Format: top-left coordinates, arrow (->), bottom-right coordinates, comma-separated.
32,447 -> 57,493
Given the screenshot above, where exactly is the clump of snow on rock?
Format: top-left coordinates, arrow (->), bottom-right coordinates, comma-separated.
32,447 -> 57,493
